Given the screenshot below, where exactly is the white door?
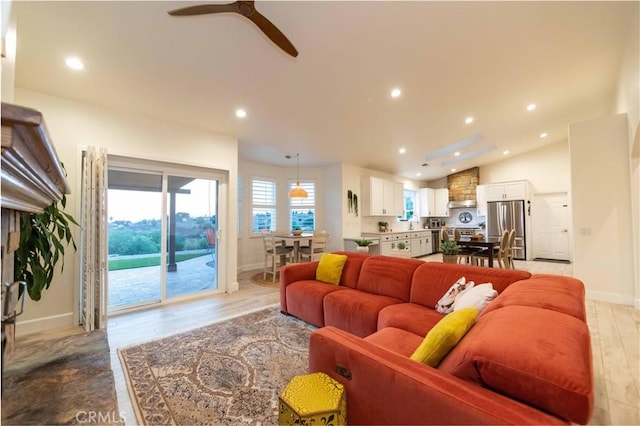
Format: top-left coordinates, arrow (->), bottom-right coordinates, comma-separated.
532,193 -> 571,261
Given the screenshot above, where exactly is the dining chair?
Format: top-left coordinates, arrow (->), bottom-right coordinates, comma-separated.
262,233 -> 294,282
299,234 -> 328,262
453,227 -> 483,264
472,230 -> 509,267
505,229 -> 516,269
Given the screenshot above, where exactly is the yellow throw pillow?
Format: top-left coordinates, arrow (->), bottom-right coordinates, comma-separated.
316,253 -> 348,285
410,307 -> 478,367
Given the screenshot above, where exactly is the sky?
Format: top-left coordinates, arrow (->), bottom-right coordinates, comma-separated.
108,178 -> 217,222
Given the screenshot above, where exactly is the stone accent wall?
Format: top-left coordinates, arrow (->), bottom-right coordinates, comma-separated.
447,167 -> 479,201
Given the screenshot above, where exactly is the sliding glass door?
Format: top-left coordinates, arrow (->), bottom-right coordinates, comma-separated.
166,175 -> 218,298
107,160 -> 221,312
107,170 -> 163,310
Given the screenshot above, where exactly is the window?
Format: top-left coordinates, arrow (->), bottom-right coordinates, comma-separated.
252,178 -> 276,233
399,189 -> 417,221
289,182 -> 315,231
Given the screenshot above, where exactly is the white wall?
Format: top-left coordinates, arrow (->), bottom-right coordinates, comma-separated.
13,89 -> 239,334
569,114 -> 635,305
615,4 -> 639,308
479,140 -> 571,193
0,0 -> 16,102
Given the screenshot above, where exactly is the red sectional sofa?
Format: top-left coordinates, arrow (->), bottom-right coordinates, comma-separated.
279,252 -> 593,425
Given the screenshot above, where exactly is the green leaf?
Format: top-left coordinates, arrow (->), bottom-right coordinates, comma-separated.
14,197 -> 78,301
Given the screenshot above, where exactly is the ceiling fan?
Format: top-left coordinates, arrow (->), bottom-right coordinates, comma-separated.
167,1 -> 298,58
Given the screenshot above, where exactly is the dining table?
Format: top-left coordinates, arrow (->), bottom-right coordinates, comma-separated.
456,236 -> 501,267
273,232 -> 314,263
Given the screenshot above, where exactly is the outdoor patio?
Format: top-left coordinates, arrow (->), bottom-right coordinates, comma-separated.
108,251 -> 217,310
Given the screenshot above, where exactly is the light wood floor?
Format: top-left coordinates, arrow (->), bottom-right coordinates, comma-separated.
14,257 -> 639,425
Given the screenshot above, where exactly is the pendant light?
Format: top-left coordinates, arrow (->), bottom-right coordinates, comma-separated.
287,153 -> 308,199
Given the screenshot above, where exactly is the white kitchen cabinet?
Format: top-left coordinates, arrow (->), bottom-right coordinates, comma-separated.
476,184 -> 487,216
434,188 -> 450,216
485,181 -> 529,201
361,176 -> 404,216
410,231 -> 432,257
419,188 -> 435,217
419,188 -> 448,217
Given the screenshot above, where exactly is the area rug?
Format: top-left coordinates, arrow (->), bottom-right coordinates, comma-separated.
1,329 -> 122,425
249,272 -> 280,288
118,307 -> 315,425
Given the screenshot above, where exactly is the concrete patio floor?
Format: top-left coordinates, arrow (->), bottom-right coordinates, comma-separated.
108,252 -> 217,310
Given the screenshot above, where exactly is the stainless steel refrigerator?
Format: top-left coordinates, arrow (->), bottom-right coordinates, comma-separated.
487,200 -> 526,260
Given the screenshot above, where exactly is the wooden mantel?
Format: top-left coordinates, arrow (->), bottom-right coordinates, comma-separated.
1,103 -> 71,350
1,102 -> 70,213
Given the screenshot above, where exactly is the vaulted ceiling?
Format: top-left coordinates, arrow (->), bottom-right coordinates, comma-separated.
12,1 -> 637,180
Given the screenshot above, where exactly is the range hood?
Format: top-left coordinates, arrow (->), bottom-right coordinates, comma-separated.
447,167 -> 479,209
448,200 -> 477,209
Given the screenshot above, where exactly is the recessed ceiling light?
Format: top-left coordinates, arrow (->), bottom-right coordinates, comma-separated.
503,150 -> 510,155
526,103 -> 537,111
390,88 -> 402,98
465,117 -> 474,124
416,172 -> 422,177
454,151 -> 460,156
451,168 -> 457,172
65,57 -> 84,71
235,108 -> 247,118
399,147 -> 406,154
540,132 -> 548,138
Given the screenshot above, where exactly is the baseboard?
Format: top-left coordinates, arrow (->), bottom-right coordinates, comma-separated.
15,312 -> 74,336
238,262 -> 263,273
586,290 -> 636,306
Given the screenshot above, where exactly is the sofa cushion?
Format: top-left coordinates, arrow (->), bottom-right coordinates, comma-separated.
377,303 -> 443,337
435,276 -> 473,314
439,306 -> 593,424
356,256 -> 424,302
285,280 -> 346,327
481,275 -> 586,320
324,288 -> 402,337
333,251 -> 368,288
316,253 -> 348,285
453,283 -> 498,314
364,327 -> 424,357
410,262 -> 531,309
410,308 -> 478,367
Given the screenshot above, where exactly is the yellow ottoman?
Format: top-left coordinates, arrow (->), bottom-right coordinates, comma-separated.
279,372 -> 346,425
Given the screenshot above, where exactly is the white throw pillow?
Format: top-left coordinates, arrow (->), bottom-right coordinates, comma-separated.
453,283 -> 498,313
435,277 -> 474,314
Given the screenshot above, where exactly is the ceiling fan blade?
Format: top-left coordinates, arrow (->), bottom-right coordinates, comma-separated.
246,10 -> 298,58
167,3 -> 238,16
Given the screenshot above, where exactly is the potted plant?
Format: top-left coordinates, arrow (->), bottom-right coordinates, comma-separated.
440,240 -> 460,264
291,225 -> 303,236
14,195 -> 78,301
353,239 -> 373,253
378,221 -> 389,232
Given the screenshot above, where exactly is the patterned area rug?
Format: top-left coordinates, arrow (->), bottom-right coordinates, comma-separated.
1,329 -> 122,425
118,307 -> 315,425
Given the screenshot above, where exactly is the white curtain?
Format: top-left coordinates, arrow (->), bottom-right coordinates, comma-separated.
80,147 -> 108,331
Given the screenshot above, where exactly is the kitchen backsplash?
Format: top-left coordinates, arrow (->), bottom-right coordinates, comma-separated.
361,211 -> 486,234
361,216 -> 416,233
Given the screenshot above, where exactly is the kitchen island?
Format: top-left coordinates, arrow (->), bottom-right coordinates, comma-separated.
361,230 -> 433,257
